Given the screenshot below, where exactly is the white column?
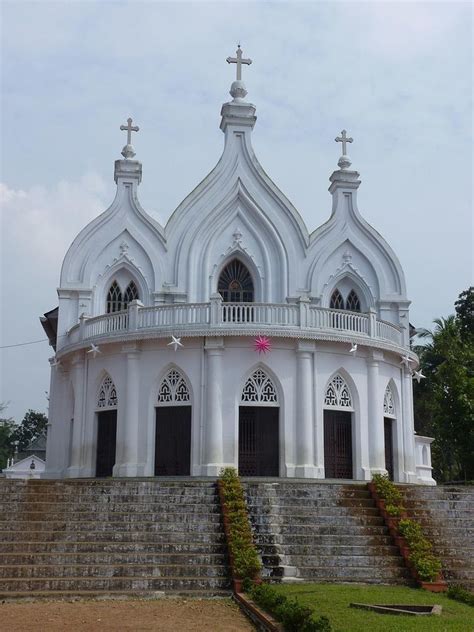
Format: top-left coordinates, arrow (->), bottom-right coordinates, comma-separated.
67,353 -> 85,478
367,353 -> 386,475
203,337 -> 224,476
294,341 -> 316,477
115,344 -> 143,477
402,366 -> 417,482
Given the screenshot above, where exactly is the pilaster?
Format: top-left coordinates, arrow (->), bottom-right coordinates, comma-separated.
294,341 -> 317,477
202,337 -> 225,476
66,352 -> 85,478
367,351 -> 386,475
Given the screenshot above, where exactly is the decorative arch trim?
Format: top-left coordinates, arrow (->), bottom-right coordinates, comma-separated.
241,368 -> 278,406
157,368 -> 191,406
97,374 -> 118,410
383,383 -> 396,417
324,373 -> 353,410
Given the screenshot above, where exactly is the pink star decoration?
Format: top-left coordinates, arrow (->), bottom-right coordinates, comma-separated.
254,335 -> 272,354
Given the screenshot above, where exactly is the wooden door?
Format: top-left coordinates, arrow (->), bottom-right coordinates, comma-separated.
324,410 -> 353,479
384,417 -> 394,480
155,406 -> 191,476
96,410 -> 117,477
239,407 -> 279,476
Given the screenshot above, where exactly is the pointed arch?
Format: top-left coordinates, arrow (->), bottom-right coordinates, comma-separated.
97,373 -> 118,409
157,367 -> 191,406
124,280 -> 139,306
346,289 -> 361,312
106,281 -> 123,313
324,373 -> 354,410
383,383 -> 396,417
330,289 -> 344,310
241,367 -> 279,406
96,261 -> 149,316
218,258 -> 254,302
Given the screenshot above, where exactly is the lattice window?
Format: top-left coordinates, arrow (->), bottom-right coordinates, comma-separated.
97,375 -> 118,409
384,384 -> 395,416
218,260 -> 254,303
241,369 -> 278,405
106,281 -> 123,313
123,281 -> 139,307
324,374 -> 353,409
346,289 -> 361,312
158,369 -> 190,405
330,289 -> 344,310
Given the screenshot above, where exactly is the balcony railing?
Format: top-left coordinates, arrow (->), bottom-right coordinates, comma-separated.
66,299 -> 404,349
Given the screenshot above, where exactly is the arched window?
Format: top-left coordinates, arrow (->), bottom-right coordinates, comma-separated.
218,260 -> 254,303
241,369 -> 278,404
383,384 -> 395,417
97,375 -> 118,409
106,281 -> 123,313
123,281 -> 139,307
346,289 -> 361,312
324,374 -> 353,409
330,289 -> 344,310
157,369 -> 190,405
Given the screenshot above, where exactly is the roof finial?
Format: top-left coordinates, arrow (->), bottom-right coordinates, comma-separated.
335,129 -> 353,170
120,117 -> 139,159
226,44 -> 252,101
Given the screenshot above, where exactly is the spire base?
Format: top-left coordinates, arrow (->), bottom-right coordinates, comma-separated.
114,159 -> 142,185
220,100 -> 256,134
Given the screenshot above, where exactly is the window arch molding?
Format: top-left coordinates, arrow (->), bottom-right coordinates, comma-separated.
383,380 -> 398,419
324,271 -> 375,313
93,262 -> 150,316
96,373 -> 118,410
212,253 -> 263,303
323,371 -> 355,411
156,366 -> 192,407
239,365 -> 280,407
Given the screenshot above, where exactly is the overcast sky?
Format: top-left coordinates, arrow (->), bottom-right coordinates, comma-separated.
1,1 -> 472,423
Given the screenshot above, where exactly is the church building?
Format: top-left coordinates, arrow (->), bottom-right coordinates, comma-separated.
41,47 -> 435,485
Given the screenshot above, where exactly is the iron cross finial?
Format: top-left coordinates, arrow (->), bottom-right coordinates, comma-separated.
335,129 -> 353,156
226,44 -> 252,81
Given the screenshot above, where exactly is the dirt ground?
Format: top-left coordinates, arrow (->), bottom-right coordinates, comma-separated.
0,597 -> 256,632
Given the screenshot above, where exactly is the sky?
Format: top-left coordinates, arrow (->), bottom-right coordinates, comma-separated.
0,0 -> 472,423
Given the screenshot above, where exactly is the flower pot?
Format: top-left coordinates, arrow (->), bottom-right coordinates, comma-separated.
233,578 -> 243,593
367,482 -> 377,495
421,580 -> 448,593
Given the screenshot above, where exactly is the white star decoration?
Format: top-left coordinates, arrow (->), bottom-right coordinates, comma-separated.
87,343 -> 101,358
168,336 -> 184,352
413,370 -> 426,383
349,343 -> 358,354
400,355 -> 414,368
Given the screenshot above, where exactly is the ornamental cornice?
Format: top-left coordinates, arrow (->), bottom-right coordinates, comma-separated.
55,326 -> 418,367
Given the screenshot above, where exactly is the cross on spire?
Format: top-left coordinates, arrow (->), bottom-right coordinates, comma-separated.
120,117 -> 139,145
226,45 -> 252,81
335,129 -> 353,156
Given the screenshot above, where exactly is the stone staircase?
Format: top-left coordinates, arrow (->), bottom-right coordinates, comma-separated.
403,485 -> 474,590
0,479 -> 230,599
244,481 -> 411,585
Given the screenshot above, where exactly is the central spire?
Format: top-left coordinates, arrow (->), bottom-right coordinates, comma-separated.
226,44 -> 252,102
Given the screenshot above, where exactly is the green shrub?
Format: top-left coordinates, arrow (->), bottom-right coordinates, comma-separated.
447,584 -> 474,607
219,467 -> 261,581
249,583 -> 332,632
371,474 -> 405,511
398,518 -> 441,582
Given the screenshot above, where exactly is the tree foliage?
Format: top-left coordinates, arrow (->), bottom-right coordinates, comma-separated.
12,410 -> 48,453
413,287 -> 474,482
0,403 -> 16,471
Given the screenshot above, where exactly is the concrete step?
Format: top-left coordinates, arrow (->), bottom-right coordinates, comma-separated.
1,500 -> 222,512
267,544 -> 400,557
285,555 -> 405,568
0,519 -> 223,533
0,511 -> 223,524
0,576 -> 232,592
0,552 -> 227,566
293,566 -> 410,581
0,563 -> 229,579
246,504 -> 379,516
256,535 -> 394,549
0,588 -> 232,601
0,530 -> 225,544
0,541 -> 227,554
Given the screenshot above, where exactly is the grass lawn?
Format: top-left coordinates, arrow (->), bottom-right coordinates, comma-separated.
272,583 -> 473,632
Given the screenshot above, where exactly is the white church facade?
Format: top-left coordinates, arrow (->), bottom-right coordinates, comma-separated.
42,47 -> 435,485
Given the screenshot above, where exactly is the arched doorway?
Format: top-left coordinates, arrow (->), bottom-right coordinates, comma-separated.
218,259 -> 254,302
239,369 -> 279,476
323,374 -> 354,479
95,374 -> 118,477
155,368 -> 192,476
383,384 -> 396,480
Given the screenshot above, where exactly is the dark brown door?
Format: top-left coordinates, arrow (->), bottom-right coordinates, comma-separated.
324,410 -> 353,478
96,410 -> 117,477
239,407 -> 279,476
384,417 -> 394,480
155,406 -> 191,476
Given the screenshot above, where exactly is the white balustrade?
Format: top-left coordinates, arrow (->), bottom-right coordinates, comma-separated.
66,303 -> 405,348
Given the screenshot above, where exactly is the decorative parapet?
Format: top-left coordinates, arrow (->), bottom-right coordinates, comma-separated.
414,435 -> 436,486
